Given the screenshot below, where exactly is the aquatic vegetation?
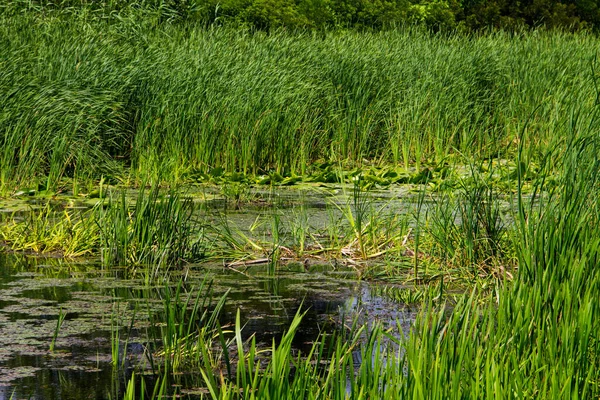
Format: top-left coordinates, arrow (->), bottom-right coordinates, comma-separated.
146,279 -> 230,375
49,308 -> 66,353
122,372 -> 168,400
1,8 -> 600,395
426,162 -> 514,277
399,134 -> 600,398
127,308 -> 405,399
289,203 -> 310,257
0,186 -> 208,271
0,204 -> 100,257
338,192 -> 410,262
98,186 -> 206,269
1,15 -> 599,191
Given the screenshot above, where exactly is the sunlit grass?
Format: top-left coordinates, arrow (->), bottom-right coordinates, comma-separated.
1,14 -> 599,192
2,8 -> 600,398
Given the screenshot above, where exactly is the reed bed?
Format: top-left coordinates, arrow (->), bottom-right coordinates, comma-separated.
3,8 -> 600,398
1,12 -> 599,192
120,134 -> 600,399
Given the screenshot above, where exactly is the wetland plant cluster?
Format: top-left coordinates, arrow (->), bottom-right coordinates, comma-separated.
0,187 -> 206,273
116,136 -> 599,399
1,3 -> 600,399
1,135 -> 599,399
1,8 -> 600,193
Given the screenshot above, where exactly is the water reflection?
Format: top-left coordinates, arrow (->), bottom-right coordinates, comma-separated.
0,253 -> 415,398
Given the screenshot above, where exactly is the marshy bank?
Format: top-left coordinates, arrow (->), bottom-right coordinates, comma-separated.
2,5 -> 600,398
1,135 -> 599,398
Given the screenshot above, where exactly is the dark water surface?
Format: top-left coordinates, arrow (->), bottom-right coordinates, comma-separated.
0,253 -> 415,399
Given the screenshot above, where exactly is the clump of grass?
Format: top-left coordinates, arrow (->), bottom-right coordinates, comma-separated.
146,278 -> 230,375
98,186 -> 206,269
122,372 -> 168,400
0,185 -> 208,270
329,178 -> 411,261
426,161 -> 512,277
0,204 -> 100,256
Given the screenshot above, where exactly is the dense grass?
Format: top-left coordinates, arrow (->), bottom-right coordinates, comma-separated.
99,187 -> 206,269
1,12 -> 599,192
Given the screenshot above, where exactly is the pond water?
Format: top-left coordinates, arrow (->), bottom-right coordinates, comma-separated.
0,187 -> 420,399
0,256 -> 417,399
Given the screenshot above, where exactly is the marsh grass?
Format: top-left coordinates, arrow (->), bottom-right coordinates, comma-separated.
146,279 -> 230,376
400,131 -> 600,398
49,307 -> 66,353
426,162 -> 511,277
0,34 -> 600,399
0,204 -> 100,256
99,186 -> 206,269
328,180 -> 411,262
119,124 -> 600,399
289,202 -> 310,257
1,14 -> 599,191
122,372 -> 169,400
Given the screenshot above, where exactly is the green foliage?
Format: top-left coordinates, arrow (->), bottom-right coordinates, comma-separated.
408,0 -> 459,30
98,186 -> 206,268
1,16 -> 599,191
0,204 -> 100,256
459,0 -> 598,31
2,0 -> 599,30
428,164 -> 508,272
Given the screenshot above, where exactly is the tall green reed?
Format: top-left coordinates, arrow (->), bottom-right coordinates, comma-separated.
1,16 -> 599,190
98,186 -> 205,270
401,120 -> 600,398
427,162 -> 509,275
147,278 -> 230,375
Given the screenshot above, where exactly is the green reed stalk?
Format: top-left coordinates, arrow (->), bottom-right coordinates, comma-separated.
49,307 -> 66,353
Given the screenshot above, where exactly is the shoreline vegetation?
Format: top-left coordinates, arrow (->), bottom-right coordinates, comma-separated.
1,2 -> 600,399
1,8 -> 600,194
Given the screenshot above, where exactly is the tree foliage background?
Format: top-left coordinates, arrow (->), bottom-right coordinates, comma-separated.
1,0 -> 599,31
